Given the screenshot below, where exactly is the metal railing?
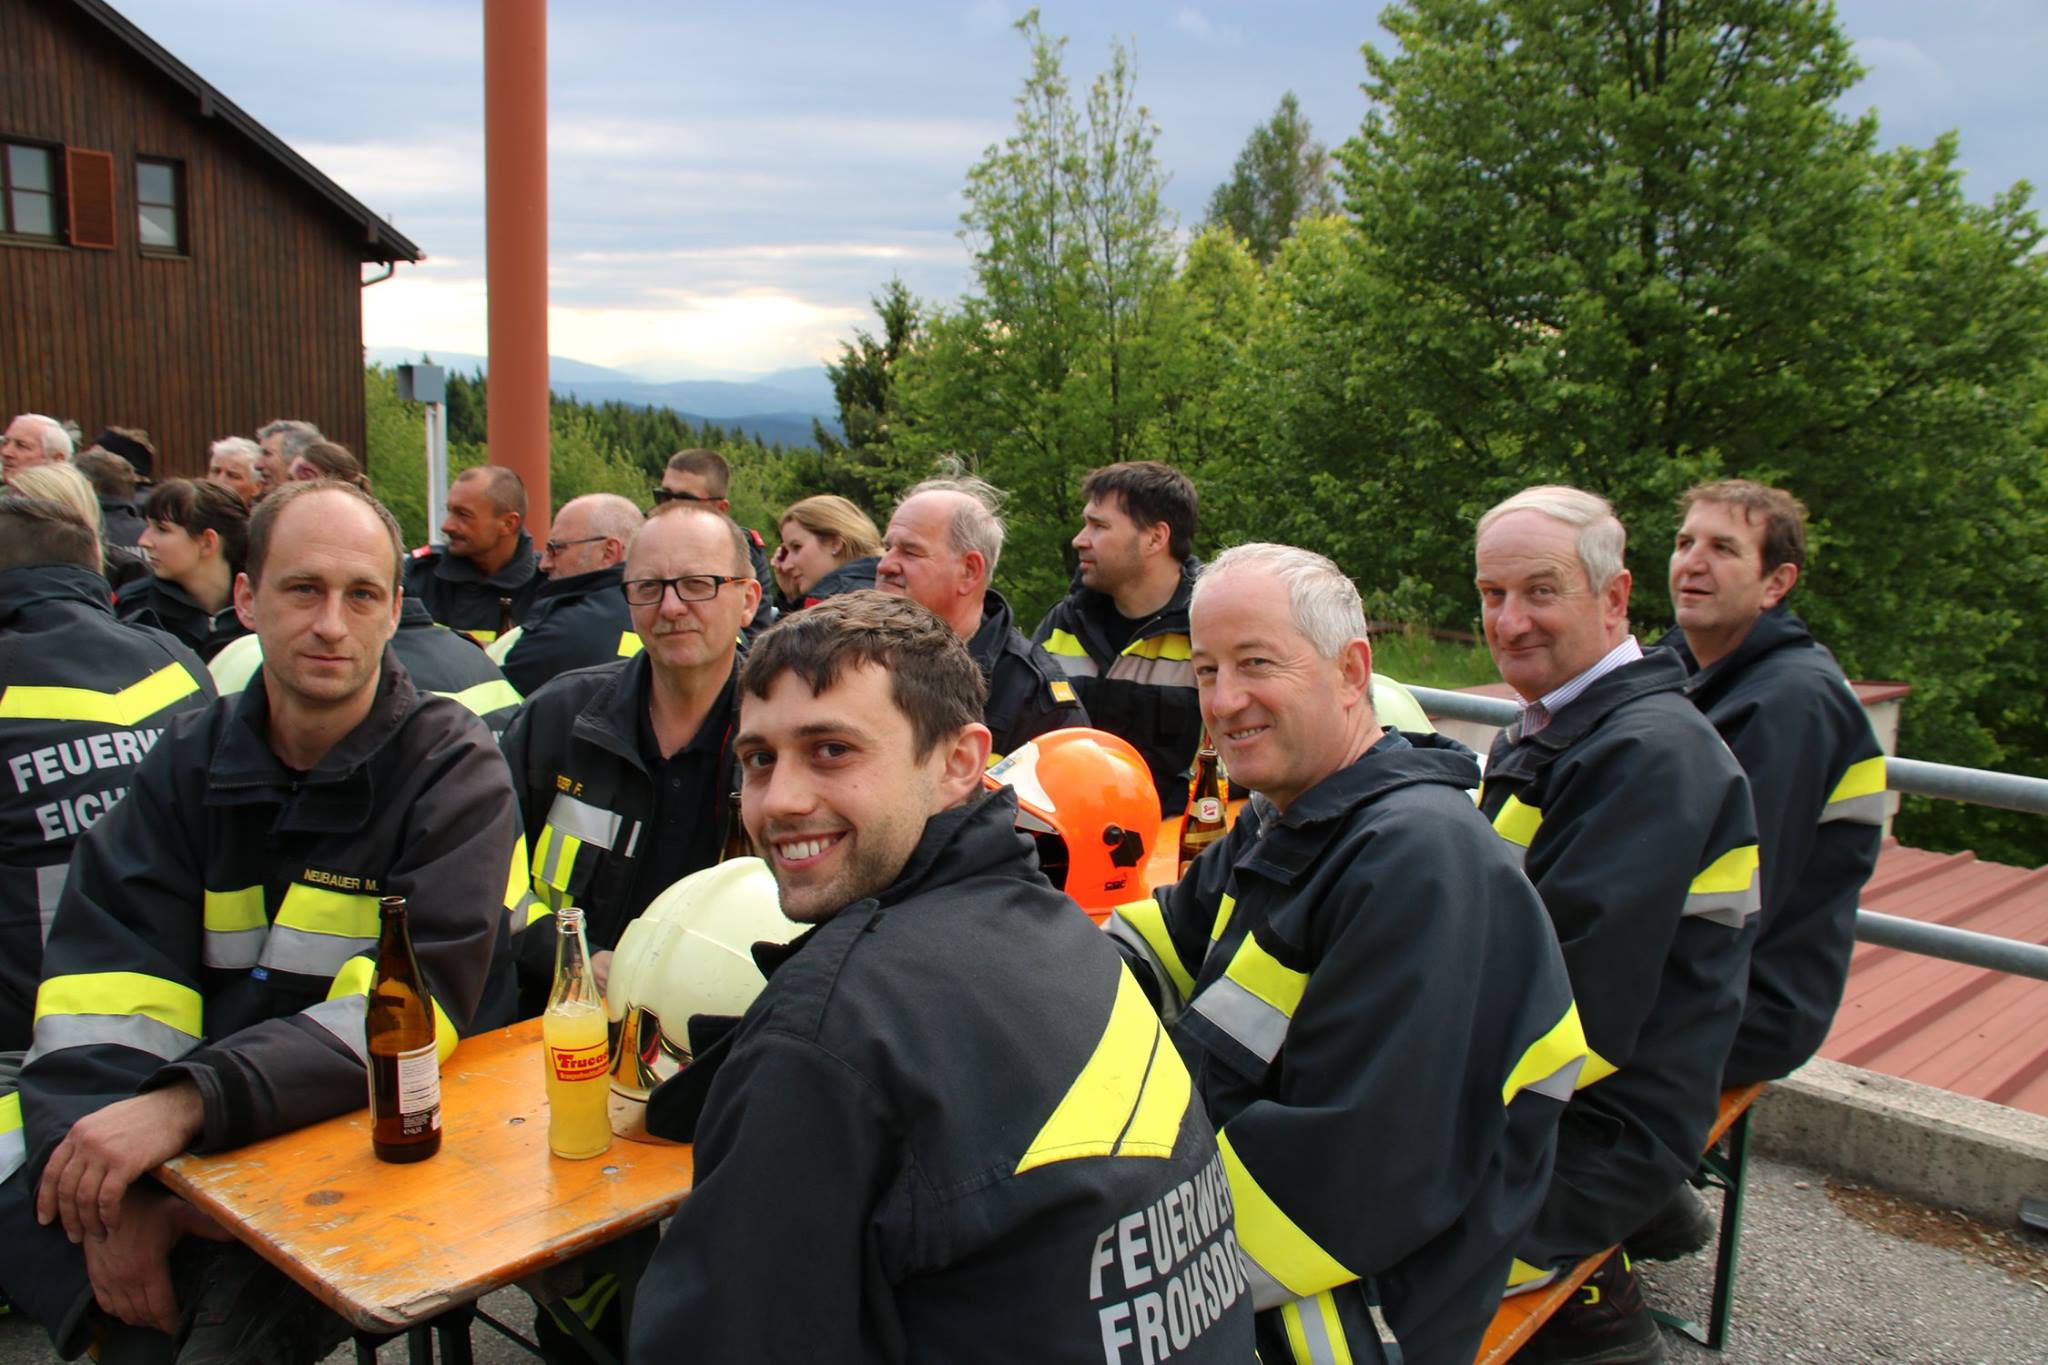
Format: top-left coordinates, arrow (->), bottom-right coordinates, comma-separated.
1404,683 -> 2048,983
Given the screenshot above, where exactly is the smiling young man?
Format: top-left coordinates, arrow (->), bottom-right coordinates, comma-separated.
403,465 -> 543,644
628,590 -> 1251,1364
1105,544 -> 1582,1365
0,479 -> 521,1364
1472,486 -> 1760,1365
1033,462 -> 1204,813
876,475 -> 1086,762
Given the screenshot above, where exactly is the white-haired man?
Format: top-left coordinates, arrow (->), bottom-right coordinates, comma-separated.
3,414 -> 72,479
1473,486 -> 1759,1365
206,437 -> 263,505
876,475 -> 1087,761
1108,542 -> 1584,1365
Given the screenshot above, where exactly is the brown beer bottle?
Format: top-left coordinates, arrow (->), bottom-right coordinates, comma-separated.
496,595 -> 516,642
719,789 -> 751,862
1178,735 -> 1227,877
367,895 -> 442,1163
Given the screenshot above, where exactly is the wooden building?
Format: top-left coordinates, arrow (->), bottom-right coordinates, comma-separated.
0,0 -> 420,477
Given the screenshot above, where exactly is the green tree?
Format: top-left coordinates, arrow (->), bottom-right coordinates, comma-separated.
782,277 -> 921,510
1203,92 -> 1339,263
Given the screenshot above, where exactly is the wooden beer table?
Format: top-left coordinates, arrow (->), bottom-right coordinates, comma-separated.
159,1018 -> 695,1342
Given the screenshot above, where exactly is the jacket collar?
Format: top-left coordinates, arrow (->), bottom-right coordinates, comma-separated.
1239,730 -> 1481,884
1069,555 -> 1199,650
434,530 -> 539,590
397,595 -> 439,629
879,786 -> 1040,908
0,563 -> 116,626
965,588 -> 1017,672
1486,649 -> 1688,785
1658,606 -> 1815,705
573,653 -> 742,773
534,563 -> 625,606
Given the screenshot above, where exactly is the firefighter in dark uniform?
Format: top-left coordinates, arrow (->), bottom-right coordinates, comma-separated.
629,592 -> 1253,1364
495,494 -> 646,697
657,449 -> 775,639
1033,462 -> 1204,813
1108,545 -> 1584,1365
117,478 -> 252,662
0,499 -> 217,1053
208,595 -> 524,739
0,482 -> 521,1362
1473,487 -> 1759,1365
404,465 -> 543,645
876,479 -> 1088,762
500,503 -> 758,1014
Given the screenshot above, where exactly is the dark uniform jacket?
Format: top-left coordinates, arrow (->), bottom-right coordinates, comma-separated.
0,652 -> 521,1346
114,573 -> 250,661
740,526 -> 774,640
799,554 -> 878,608
1477,649 -> 1760,1269
1033,559 -> 1203,815
499,564 -> 642,698
98,497 -> 146,549
0,564 -> 216,1051
1661,610 -> 1886,1085
630,790 -> 1253,1364
499,655 -> 739,1006
1111,732 -> 1584,1365
404,530 -> 543,645
967,589 -> 1088,762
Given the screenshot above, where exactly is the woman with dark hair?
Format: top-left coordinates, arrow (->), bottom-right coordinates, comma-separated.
287,440 -> 372,492
118,477 -> 251,659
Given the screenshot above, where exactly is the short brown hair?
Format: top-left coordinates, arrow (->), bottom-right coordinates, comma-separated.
665,448 -> 731,497
142,478 -> 249,574
635,500 -> 754,577
293,440 -> 371,492
0,496 -> 98,571
740,590 -> 985,759
454,464 -> 527,520
1081,461 -> 1198,560
1679,479 -> 1808,576
246,480 -> 405,587
74,449 -> 138,501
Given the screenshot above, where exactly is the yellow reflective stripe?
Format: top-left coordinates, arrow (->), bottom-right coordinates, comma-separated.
1209,892 -> 1237,944
460,628 -> 499,646
484,628 -> 521,664
1043,628 -> 1087,658
1491,794 -> 1543,848
327,954 -> 459,1064
442,679 -> 523,717
617,632 -> 644,658
526,899 -> 555,928
1506,1257 -> 1555,1291
0,1092 -> 21,1183
1579,1045 -> 1620,1087
203,886 -> 267,933
1219,1128 -> 1355,1299
1829,755 -> 1886,804
1501,1001 -> 1588,1104
1224,934 -> 1308,1020
1122,633 -> 1192,662
1691,844 -> 1760,895
1111,898 -> 1196,1002
276,884 -> 381,940
505,836 -> 528,913
1,1091 -> 21,1136
1016,968 -> 1190,1173
0,662 -> 203,726
1282,1301 -> 1313,1362
36,971 -> 202,1038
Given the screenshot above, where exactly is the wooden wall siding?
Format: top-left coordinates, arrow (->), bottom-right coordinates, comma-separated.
0,2 -> 374,478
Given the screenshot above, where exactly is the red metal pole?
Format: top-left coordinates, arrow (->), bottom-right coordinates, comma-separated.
484,0 -> 550,541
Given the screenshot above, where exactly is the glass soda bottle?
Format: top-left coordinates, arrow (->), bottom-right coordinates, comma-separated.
1178,734 -> 1228,877
367,896 -> 441,1163
543,906 -> 612,1159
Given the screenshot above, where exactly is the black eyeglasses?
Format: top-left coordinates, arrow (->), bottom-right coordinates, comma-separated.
621,574 -> 747,606
651,488 -> 709,505
543,535 -> 610,557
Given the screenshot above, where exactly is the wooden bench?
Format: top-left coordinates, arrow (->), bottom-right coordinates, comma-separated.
1475,1082 -> 1767,1362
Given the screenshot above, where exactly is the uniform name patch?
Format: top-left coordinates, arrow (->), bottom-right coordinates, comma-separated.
1051,679 -> 1078,705
1088,1152 -> 1248,1363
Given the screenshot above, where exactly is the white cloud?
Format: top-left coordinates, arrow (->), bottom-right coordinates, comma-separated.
1173,8 -> 1242,47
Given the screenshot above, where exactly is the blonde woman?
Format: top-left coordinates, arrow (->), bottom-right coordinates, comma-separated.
774,494 -> 882,609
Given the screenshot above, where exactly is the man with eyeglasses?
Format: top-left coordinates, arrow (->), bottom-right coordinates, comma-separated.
491,494 -> 646,696
657,449 -> 774,639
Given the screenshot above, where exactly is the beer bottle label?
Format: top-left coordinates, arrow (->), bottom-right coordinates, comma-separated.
396,1041 -> 442,1134
549,1040 -> 610,1083
1194,797 -> 1222,824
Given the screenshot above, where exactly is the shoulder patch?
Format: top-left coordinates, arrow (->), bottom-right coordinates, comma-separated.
1049,679 -> 1077,705
747,527 -> 765,548
409,544 -> 435,560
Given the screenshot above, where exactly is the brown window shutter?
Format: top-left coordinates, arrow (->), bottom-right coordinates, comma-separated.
65,147 -> 116,249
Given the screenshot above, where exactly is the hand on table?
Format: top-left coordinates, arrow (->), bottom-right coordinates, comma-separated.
38,1082 -> 205,1243
81,1186 -> 230,1334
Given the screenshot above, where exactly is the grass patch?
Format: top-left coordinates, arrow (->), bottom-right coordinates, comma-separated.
1370,628 -> 1500,690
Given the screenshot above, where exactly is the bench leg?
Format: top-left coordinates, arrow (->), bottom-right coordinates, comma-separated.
1650,1107 -> 1753,1350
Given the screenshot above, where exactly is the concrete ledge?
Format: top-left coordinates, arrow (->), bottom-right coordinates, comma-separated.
1752,1057 -> 2048,1225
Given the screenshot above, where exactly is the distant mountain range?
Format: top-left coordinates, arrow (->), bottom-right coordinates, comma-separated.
365,347 -> 839,449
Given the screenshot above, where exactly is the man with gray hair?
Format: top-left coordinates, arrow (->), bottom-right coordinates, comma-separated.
206,437 -> 263,505
876,474 -> 1086,761
2,414 -> 72,479
1473,485 -> 1759,1365
254,419 -> 321,495
494,493 -> 646,696
1109,542 -> 1584,1365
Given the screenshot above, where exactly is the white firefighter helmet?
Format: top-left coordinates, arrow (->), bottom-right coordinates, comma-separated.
605,856 -> 800,1142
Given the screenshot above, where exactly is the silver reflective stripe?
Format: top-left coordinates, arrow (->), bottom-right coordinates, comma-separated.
1106,656 -> 1195,688
1682,887 -> 1759,928
1294,1295 -> 1342,1365
0,1126 -> 23,1186
1821,792 -> 1888,825
25,1012 -> 199,1066
36,864 -> 67,944
258,927 -> 374,979
203,927 -> 267,971
1243,1254 -> 1294,1313
1190,976 -> 1289,1064
1104,916 -> 1187,1022
302,995 -> 369,1064
1047,653 -> 1098,678
508,890 -> 543,933
537,828 -> 573,892
546,793 -> 623,851
622,820 -> 642,860
1521,1055 -> 1585,1104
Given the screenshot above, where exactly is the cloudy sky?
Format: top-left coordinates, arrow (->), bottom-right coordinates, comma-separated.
110,0 -> 2047,382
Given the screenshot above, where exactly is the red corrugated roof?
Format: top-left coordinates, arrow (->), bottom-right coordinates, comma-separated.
1822,841 -> 2048,1117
